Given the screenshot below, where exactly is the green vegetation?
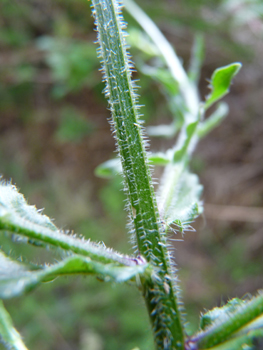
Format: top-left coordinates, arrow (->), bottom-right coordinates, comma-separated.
0,0 -> 262,349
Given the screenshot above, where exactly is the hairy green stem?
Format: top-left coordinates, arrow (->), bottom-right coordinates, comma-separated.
90,0 -> 184,348
0,219 -> 133,266
194,292 -> 263,349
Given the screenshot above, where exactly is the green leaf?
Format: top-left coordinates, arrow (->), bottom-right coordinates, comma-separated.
0,300 -> 28,350
148,153 -> 170,166
95,158 -> 122,178
147,123 -> 178,138
95,152 -> 171,177
141,65 -> 179,96
0,251 -> 149,299
0,181 -> 138,266
204,62 -> 242,110
95,152 -> 171,178
0,180 -> 57,231
127,28 -> 160,58
161,170 -> 203,233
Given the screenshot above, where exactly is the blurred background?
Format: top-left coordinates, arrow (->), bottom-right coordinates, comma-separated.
0,0 -> 263,349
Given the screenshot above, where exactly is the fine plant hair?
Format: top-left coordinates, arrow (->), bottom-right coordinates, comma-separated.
0,1 -> 262,350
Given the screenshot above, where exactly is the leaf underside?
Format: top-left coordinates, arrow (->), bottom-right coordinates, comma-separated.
0,251 -> 148,299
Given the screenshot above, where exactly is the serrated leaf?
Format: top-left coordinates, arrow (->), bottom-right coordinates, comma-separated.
0,181 -> 138,266
204,62 -> 242,110
0,252 -> 149,299
163,171 -> 203,233
0,300 -> 28,350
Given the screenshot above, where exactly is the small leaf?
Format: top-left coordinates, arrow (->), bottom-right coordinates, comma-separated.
163,170 -> 203,233
148,153 -> 170,166
94,158 -> 122,178
146,123 -> 177,138
204,62 -> 242,110
141,65 -> 179,96
0,252 -> 149,299
0,299 -> 28,350
127,28 -> 159,57
0,180 -> 57,231
96,153 -> 171,174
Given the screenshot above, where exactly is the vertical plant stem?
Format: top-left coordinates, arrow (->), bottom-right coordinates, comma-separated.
90,0 -> 184,348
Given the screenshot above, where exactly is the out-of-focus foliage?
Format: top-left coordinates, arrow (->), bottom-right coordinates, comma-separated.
37,36 -> 98,98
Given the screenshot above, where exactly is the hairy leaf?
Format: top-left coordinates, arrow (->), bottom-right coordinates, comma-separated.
162,170 -> 203,233
0,251 -> 149,299
0,181 -> 138,266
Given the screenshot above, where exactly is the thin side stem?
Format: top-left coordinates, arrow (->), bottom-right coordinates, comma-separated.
124,0 -> 199,122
